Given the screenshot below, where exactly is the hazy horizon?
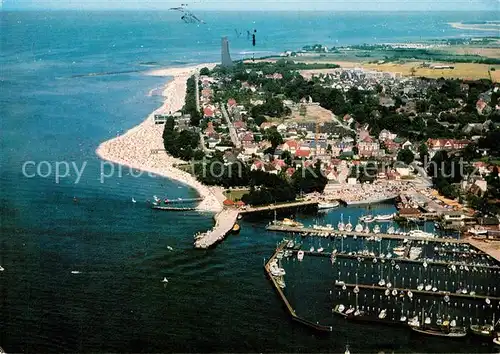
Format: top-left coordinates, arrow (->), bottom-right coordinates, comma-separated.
3,0 -> 499,11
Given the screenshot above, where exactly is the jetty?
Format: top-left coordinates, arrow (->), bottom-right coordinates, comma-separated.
333,283 -> 500,301
152,205 -> 197,211
194,209 -> 239,248
266,224 -> 466,244
264,242 -> 332,332
239,200 -> 318,214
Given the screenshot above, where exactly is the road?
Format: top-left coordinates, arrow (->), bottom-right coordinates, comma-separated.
221,105 -> 241,148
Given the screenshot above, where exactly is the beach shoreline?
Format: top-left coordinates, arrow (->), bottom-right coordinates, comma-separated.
95,63 -> 225,212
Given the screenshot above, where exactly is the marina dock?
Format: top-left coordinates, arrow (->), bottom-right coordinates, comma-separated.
194,209 -> 239,248
264,242 -> 333,332
333,283 -> 500,301
266,224 -> 465,244
152,205 -> 197,211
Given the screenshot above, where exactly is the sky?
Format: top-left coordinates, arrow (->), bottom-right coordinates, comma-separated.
2,0 -> 499,11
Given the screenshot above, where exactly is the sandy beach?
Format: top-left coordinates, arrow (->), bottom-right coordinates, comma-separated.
96,63 -> 225,212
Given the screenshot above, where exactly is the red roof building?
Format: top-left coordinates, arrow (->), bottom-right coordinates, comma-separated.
203,107 -> 214,118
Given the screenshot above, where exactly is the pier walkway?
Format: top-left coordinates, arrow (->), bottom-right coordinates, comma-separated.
152,205 -> 197,211
240,200 -> 318,214
194,209 -> 239,248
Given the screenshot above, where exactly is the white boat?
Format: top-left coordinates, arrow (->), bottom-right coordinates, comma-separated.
408,316 -> 420,328
417,284 -> 424,291
373,225 -> 381,234
375,214 -> 394,222
338,214 -> 345,232
468,227 -> 488,235
364,225 -> 370,233
153,195 -> 160,202
317,247 -> 324,253
379,279 -> 386,286
425,284 -> 432,291
400,315 -> 407,322
276,277 -> 286,289
408,230 -> 435,239
387,226 -> 395,234
345,216 -> 353,232
425,317 -> 432,325
360,215 -> 375,223
312,224 -> 334,232
493,337 -> 500,346
344,345 -> 350,354
318,201 -> 340,209
297,250 -> 304,261
393,246 -> 405,257
71,270 -> 80,274
167,246 -> 174,251
131,197 -> 137,203
0,266 -> 4,272
378,309 -> 387,319
162,277 -> 169,283
309,246 -> 315,252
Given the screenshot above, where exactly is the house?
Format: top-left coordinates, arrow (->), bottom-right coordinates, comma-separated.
379,129 -> 397,141
240,132 -> 255,147
310,141 -> 327,156
233,120 -> 247,131
357,136 -> 380,158
250,160 -> 265,172
426,138 -> 470,151
204,122 -> 217,138
277,123 -> 287,133
282,140 -> 300,155
203,107 -> 215,118
358,125 -> 370,141
285,167 -> 296,177
295,147 -> 310,158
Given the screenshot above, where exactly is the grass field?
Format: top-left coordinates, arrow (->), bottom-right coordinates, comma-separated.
297,60 -> 500,82
223,189 -> 249,201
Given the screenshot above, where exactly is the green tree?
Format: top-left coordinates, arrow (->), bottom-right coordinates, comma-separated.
397,148 -> 415,165
263,127 -> 283,149
199,67 -> 210,76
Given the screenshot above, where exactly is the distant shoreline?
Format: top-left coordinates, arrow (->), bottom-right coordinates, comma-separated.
448,22 -> 500,31
95,63 -> 224,212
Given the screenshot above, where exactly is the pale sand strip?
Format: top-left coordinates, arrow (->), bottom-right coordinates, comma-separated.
96,63 -> 225,212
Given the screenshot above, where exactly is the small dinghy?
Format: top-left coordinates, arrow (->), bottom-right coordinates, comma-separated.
162,277 -> 169,283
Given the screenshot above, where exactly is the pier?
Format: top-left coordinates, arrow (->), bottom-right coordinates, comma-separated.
239,200 -> 318,214
265,242 -> 333,332
333,283 -> 500,301
152,205 -> 197,211
194,209 -> 239,248
266,224 -> 465,244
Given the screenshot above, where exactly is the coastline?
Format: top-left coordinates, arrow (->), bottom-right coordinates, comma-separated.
95,63 -> 225,212
448,22 -> 500,31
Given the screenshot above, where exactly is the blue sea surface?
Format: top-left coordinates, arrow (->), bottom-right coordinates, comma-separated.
1,10 -> 499,352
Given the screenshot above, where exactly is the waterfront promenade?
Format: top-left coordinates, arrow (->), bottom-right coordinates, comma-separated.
194,209 -> 239,248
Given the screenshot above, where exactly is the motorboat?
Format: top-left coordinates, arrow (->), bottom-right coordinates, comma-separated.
373,225 -> 381,234
275,277 -> 286,289
411,326 -> 467,338
279,218 -> 304,228
408,230 -> 435,239
417,284 -> 424,291
375,214 -> 394,222
387,226 -> 395,234
317,247 -> 324,253
131,197 -> 136,203
71,270 -> 80,274
468,226 -> 488,235
425,284 -> 432,291
364,225 -> 370,233
0,266 -> 4,272
309,246 -> 315,252
493,336 -> 500,346
360,215 -> 375,223
231,223 -> 240,234
393,246 -> 405,257
318,201 -> 340,209
297,250 -> 304,261
378,279 -> 386,287
355,223 -> 364,232
312,224 -> 334,232
378,309 -> 387,319
333,304 -> 348,317
167,245 -> 174,251
345,307 -> 355,316
470,324 -> 495,337
162,277 -> 169,283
